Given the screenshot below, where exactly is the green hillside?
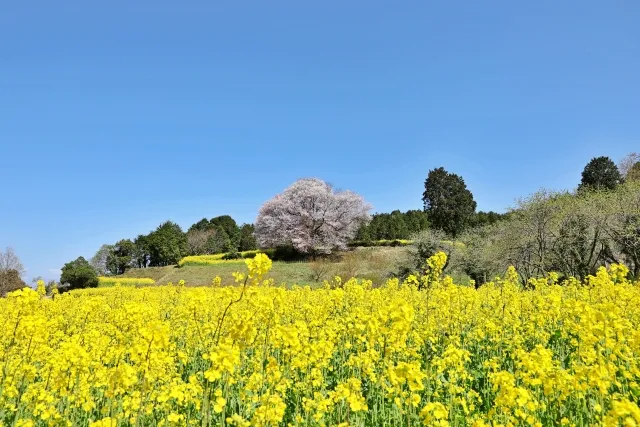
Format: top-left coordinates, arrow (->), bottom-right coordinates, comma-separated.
120,246 -> 409,287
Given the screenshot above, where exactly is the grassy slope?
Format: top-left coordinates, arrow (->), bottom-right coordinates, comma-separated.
120,247 -> 409,287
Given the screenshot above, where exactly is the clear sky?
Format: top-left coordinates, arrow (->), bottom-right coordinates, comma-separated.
1,1 -> 638,282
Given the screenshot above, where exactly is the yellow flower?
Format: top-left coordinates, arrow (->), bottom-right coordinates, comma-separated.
420,402 -> 450,426
36,280 -> 46,297
245,253 -> 273,283
214,397 -> 227,413
410,393 -> 421,407
167,413 -> 183,423
89,418 -> 117,427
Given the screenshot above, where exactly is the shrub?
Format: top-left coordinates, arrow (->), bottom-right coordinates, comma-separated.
308,258 -> 334,282
348,239 -> 413,248
332,251 -> 362,281
240,249 -> 275,259
271,245 -> 307,262
222,252 -> 242,260
395,229 -> 462,279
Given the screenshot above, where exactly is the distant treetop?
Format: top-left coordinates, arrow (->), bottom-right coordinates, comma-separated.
422,167 -> 477,237
579,156 -> 623,191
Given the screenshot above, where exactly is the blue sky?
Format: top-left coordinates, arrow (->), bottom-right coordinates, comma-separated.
1,1 -> 638,282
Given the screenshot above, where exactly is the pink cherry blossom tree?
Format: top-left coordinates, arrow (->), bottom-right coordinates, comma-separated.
255,178 -> 372,254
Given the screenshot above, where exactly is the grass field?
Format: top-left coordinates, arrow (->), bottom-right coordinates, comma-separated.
120,247 -> 409,287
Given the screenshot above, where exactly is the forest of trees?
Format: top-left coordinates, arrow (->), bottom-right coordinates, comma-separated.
353,209 -> 506,242
7,151 -> 635,293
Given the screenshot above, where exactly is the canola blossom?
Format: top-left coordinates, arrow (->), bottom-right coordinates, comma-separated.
2,253 -> 640,426
97,277 -> 156,287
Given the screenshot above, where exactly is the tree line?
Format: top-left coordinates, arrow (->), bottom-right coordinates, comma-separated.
49,216 -> 257,293
5,152 -> 637,295
353,208 -> 506,242
89,215 -> 258,276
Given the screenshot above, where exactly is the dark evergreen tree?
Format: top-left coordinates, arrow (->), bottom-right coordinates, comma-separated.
355,210 -> 430,241
210,215 -> 241,251
404,210 -> 429,235
206,226 -> 233,254
388,210 -> 409,239
188,218 -> 211,232
471,211 -> 507,228
422,167 -> 477,237
579,156 -> 623,191
239,224 -> 258,251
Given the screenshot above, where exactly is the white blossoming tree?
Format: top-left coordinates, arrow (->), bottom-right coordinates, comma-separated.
255,178 -> 372,254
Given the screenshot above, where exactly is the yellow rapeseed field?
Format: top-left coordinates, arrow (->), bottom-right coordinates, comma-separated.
178,250 -> 273,267
2,253 -> 640,426
97,277 -> 156,287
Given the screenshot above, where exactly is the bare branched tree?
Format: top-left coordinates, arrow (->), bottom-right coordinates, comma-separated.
619,152 -> 640,178
598,183 -> 640,277
90,244 -> 113,276
0,247 -> 26,296
187,229 -> 214,255
457,183 -> 640,284
186,227 -> 231,255
0,247 -> 24,276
